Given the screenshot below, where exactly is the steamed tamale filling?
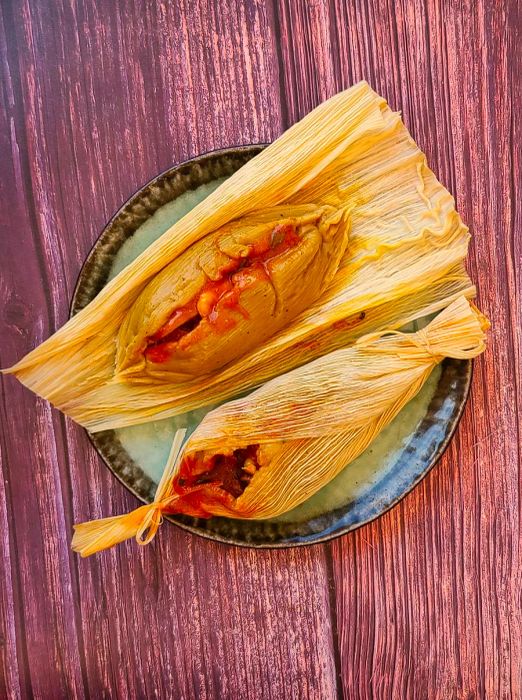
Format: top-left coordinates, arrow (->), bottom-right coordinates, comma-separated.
144,223 -> 301,364
115,203 -> 348,378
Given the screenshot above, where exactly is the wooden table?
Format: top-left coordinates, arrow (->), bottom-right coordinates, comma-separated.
1,1 -> 520,697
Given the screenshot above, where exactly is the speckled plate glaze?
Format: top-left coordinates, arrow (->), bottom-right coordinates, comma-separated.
71,146 -> 472,548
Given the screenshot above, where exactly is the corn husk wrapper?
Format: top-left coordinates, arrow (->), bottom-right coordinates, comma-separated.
72,297 -> 488,556
7,81 -> 473,430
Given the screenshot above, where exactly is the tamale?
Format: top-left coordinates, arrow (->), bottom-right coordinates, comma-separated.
117,204 -> 348,378
72,297 -> 489,556
5,81 -> 474,431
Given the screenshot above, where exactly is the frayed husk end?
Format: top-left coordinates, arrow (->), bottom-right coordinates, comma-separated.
72,429 -> 186,557
72,504 -> 161,557
356,295 -> 487,360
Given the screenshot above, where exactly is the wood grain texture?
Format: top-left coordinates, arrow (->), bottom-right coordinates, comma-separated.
0,0 -> 520,698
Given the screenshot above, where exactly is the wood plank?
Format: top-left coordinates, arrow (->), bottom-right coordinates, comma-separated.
0,0 -> 338,697
274,0 -> 521,696
0,3 -> 87,695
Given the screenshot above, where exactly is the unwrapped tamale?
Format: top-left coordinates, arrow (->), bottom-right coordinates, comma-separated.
5,81 -> 475,431
117,204 -> 348,378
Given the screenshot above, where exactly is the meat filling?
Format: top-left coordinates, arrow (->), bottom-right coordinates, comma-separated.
177,444 -> 261,499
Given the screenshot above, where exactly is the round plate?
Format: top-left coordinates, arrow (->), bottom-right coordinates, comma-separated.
71,146 -> 472,548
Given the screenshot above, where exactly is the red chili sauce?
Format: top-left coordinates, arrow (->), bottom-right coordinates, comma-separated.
167,445 -> 261,517
145,223 -> 300,363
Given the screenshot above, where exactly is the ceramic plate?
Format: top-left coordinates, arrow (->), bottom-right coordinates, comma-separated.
71,146 -> 471,548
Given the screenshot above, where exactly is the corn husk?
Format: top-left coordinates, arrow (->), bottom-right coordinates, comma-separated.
72,297 -> 488,556
6,81 -> 473,430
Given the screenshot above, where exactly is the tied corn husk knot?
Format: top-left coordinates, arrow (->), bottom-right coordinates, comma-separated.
71,429 -> 186,557
354,298 -> 489,360
72,298 -> 488,555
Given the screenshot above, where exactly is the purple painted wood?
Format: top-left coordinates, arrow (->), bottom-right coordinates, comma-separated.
0,0 -> 520,697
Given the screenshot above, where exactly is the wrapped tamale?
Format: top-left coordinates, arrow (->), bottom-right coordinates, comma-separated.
117,204 -> 348,378
72,297 -> 489,556
5,81 -> 475,431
